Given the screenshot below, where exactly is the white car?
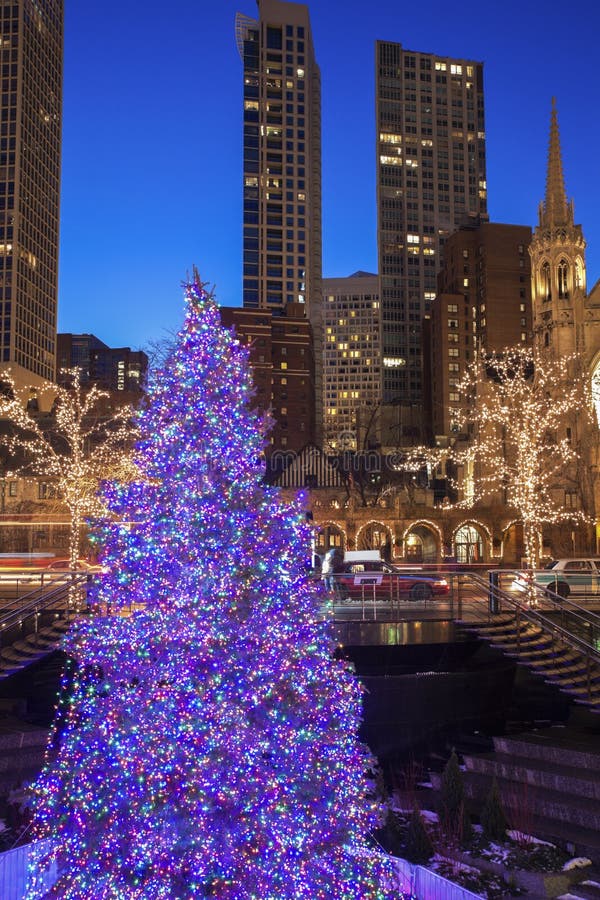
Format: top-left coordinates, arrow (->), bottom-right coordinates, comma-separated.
513,558 -> 600,599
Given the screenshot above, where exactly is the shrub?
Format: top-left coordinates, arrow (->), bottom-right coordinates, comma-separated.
439,749 -> 474,848
481,777 -> 508,843
404,805 -> 434,864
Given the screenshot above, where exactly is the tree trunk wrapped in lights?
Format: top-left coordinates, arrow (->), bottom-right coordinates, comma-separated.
24,278 -> 392,899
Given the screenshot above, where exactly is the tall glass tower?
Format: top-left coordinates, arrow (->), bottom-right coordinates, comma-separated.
0,0 -> 62,387
376,42 -> 487,406
236,0 -> 322,437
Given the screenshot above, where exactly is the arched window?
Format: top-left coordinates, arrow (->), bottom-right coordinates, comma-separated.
557,259 -> 569,299
541,261 -> 551,301
454,524 -> 484,564
575,258 -> 585,290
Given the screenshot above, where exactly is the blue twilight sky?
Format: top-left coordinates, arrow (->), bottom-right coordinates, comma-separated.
58,0 -> 600,352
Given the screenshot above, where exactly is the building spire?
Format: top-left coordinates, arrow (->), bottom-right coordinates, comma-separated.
541,98 -> 571,228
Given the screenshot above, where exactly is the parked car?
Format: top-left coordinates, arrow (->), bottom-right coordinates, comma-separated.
333,559 -> 449,602
513,558 -> 600,599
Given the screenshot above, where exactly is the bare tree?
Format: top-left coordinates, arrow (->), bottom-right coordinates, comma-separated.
449,347 -> 594,568
0,368 -> 139,570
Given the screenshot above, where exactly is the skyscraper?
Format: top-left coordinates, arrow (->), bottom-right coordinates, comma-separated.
236,0 -> 322,438
375,42 -> 487,409
0,0 -> 62,388
322,272 -> 380,449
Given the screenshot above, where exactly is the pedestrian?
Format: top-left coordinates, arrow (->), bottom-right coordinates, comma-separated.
321,548 -> 336,592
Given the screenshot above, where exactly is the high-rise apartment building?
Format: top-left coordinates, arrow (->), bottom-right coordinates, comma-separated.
236,0 -> 322,438
375,42 -> 487,409
322,272 -> 380,449
0,0 -> 62,388
57,333 -> 148,396
430,222 -> 532,440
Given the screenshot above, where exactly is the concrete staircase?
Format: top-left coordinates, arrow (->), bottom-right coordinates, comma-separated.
433,731 -> 600,865
0,617 -> 71,679
458,614 -> 600,712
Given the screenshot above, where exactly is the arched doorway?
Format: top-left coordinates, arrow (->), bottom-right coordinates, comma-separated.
403,522 -> 440,563
356,521 -> 393,560
454,523 -> 485,564
502,522 -> 525,566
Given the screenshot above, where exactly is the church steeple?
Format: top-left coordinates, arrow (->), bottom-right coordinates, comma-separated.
530,100 -> 587,360
538,98 -> 573,229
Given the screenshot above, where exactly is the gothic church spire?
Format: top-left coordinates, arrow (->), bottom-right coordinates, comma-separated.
539,98 -> 572,229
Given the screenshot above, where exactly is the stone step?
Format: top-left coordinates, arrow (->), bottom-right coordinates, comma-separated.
0,728 -> 49,752
541,661 -> 600,681
493,734 -> 600,771
12,639 -> 54,657
464,621 -> 518,636
563,684 -> 600,704
0,764 -> 44,796
526,647 -> 579,665
0,744 -> 46,774
468,768 -> 600,832
493,633 -> 554,652
449,769 -> 600,859
464,750 -> 600,801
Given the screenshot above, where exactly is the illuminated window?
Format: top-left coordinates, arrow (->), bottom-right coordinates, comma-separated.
380,132 -> 402,144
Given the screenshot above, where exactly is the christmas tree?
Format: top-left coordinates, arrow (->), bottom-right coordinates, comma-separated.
25,279 -> 392,899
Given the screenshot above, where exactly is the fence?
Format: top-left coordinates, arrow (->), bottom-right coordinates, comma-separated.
388,855 -> 483,899
0,842 -> 482,899
0,839 -> 57,899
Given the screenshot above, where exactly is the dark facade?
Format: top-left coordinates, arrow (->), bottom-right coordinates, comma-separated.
220,303 -> 314,455
0,0 -> 63,387
57,333 -> 148,396
375,43 -> 487,408
430,222 -> 532,440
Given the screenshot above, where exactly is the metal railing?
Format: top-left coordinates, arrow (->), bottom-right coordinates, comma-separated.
0,573 -> 91,666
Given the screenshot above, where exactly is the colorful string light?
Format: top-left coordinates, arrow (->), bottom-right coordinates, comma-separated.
25,279 -> 393,898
